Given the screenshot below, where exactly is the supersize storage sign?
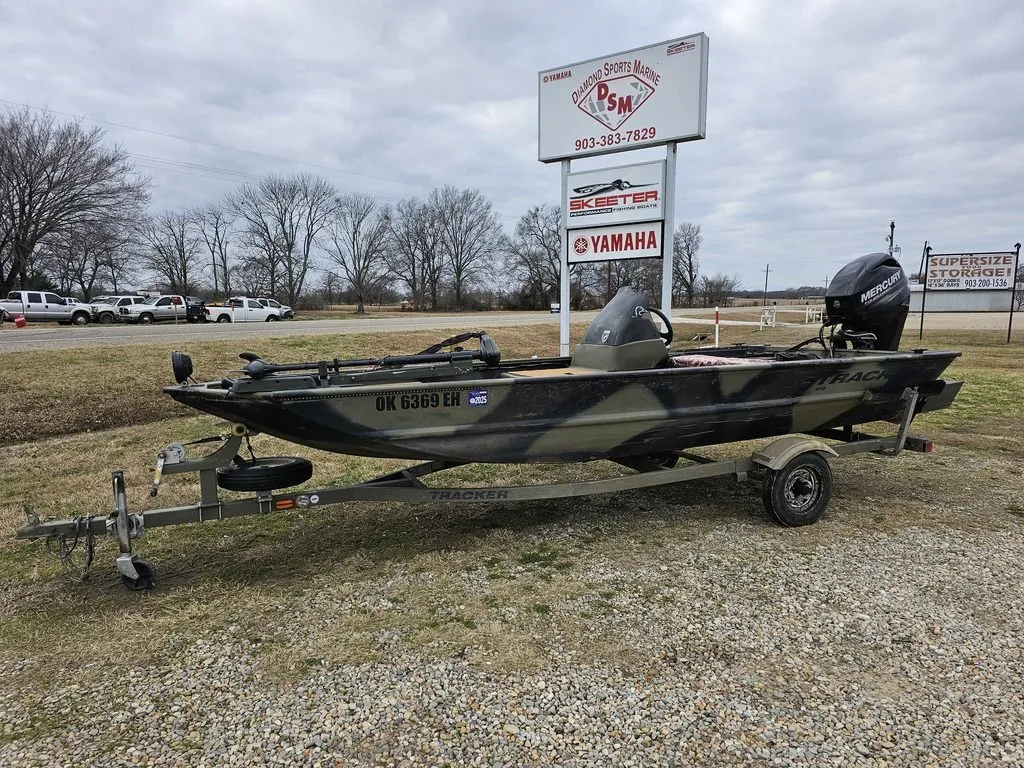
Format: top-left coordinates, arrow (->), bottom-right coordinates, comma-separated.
926,252 -> 1018,290
567,222 -> 664,264
538,33 -> 708,162
566,160 -> 665,229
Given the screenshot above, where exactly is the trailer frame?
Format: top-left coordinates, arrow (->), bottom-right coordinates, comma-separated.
17,388 -> 932,590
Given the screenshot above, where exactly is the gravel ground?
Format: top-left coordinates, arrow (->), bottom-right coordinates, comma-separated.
3,509 -> 1023,767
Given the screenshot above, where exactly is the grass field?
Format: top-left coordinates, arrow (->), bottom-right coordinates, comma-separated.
0,321 -> 1022,706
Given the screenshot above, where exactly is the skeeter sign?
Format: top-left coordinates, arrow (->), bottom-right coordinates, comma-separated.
566,160 -> 665,228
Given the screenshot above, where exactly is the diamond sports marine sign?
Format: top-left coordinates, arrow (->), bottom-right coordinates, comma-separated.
538,34 -> 709,163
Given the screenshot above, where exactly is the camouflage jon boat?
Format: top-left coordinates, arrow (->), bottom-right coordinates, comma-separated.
164,253 -> 961,466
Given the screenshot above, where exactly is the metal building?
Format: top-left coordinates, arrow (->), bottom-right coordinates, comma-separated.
908,284 -> 1013,312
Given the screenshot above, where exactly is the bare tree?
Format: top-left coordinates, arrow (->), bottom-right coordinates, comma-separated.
37,217 -> 138,299
235,260 -> 268,298
384,197 -> 447,310
430,185 -> 501,309
501,204 -> 561,308
324,193 -> 390,313
227,173 -> 336,305
139,210 -> 202,294
0,107 -> 150,294
193,203 -> 234,298
672,222 -> 702,307
698,272 -> 741,308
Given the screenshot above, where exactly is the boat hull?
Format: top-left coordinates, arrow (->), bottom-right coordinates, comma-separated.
165,350 -> 961,464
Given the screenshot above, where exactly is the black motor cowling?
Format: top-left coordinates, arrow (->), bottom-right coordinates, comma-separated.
825,253 -> 910,351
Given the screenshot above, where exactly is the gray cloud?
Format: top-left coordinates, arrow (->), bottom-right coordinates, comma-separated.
1,0 -> 1021,289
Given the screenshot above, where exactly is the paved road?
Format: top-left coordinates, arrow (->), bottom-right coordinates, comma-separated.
0,307 -> 1012,352
0,313 -> 595,352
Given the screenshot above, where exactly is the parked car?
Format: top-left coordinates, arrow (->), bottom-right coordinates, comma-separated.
257,297 -> 294,319
119,295 -> 205,324
89,295 -> 148,323
205,296 -> 283,323
1,290 -> 92,325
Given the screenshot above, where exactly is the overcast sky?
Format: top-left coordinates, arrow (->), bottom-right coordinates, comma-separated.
2,0 -> 1022,289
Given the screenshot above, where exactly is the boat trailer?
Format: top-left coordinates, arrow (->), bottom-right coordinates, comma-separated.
16,388 -> 934,591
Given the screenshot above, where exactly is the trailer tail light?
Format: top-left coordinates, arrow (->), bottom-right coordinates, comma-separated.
274,499 -> 294,510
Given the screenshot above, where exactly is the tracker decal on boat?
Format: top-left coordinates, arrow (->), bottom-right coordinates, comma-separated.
806,369 -> 889,390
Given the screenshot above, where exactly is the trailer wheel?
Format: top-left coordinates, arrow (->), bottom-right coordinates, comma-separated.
216,456 -> 313,491
761,451 -> 832,526
121,558 -> 155,591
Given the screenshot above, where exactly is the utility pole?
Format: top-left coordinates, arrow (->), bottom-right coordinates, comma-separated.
886,220 -> 897,258
762,263 -> 771,306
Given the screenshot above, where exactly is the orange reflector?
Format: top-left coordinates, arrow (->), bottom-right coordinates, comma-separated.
274,499 -> 295,510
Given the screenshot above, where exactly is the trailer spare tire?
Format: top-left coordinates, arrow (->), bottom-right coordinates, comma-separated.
216,456 -> 313,491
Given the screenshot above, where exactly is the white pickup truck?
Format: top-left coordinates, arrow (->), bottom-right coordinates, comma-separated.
89,295 -> 148,323
205,296 -> 283,323
119,295 -> 205,324
0,290 -> 93,325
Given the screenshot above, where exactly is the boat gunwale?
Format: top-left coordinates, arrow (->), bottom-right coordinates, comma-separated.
165,347 -> 961,403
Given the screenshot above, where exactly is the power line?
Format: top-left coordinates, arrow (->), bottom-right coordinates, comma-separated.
0,97 -> 431,191
124,152 -> 407,204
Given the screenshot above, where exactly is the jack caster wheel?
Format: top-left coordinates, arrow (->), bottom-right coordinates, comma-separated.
121,557 -> 155,591
761,451 -> 833,527
216,456 -> 314,492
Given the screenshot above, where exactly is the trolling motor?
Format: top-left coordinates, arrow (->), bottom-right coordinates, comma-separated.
825,253 -> 910,350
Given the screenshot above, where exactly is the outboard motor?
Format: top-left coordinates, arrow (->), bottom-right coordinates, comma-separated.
825,253 -> 910,350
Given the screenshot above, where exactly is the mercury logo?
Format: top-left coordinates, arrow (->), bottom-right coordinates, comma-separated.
860,273 -> 902,304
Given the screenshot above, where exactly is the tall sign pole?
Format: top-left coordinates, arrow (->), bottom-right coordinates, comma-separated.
918,245 -> 931,340
1008,242 -> 1021,344
559,160 -> 571,356
660,142 -> 678,318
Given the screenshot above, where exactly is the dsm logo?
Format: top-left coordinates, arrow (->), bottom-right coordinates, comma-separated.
468,389 -> 489,407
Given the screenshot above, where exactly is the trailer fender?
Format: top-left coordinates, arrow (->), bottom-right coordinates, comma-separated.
751,436 -> 838,471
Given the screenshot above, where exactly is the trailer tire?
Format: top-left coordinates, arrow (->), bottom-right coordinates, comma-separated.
761,451 -> 832,527
216,456 -> 313,491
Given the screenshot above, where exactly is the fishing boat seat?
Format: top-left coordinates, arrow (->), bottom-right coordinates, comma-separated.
571,287 -> 670,372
